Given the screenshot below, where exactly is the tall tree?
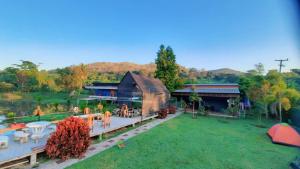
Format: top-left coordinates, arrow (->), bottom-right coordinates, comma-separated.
189,87 -> 200,118
255,63 -> 265,75
266,71 -> 300,122
13,60 -> 39,91
57,64 -> 88,91
14,60 -> 38,71
155,45 -> 180,92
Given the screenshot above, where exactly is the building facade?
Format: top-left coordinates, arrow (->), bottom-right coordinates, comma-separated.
85,72 -> 170,117
172,84 -> 240,113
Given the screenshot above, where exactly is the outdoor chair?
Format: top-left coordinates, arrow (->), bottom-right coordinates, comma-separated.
112,108 -> 120,116
84,107 -> 90,114
14,131 -> 29,144
87,114 -> 94,131
128,108 -> 134,118
119,104 -> 129,117
102,111 -> 111,128
119,106 -> 124,117
0,136 -> 9,149
22,128 -> 30,134
135,109 -> 141,117
96,113 -> 103,121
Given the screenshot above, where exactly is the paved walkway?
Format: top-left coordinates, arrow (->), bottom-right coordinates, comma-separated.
37,111 -> 182,169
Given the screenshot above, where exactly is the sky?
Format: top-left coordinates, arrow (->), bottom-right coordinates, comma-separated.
0,0 -> 299,72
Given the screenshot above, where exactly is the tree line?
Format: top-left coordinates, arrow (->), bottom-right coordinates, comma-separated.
0,45 -> 299,123
0,60 -> 88,93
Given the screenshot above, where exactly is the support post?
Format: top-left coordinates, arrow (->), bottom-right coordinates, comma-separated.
98,133 -> 103,140
30,153 -> 37,166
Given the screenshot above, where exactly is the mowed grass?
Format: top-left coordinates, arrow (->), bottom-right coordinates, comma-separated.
13,112 -> 72,123
67,114 -> 299,169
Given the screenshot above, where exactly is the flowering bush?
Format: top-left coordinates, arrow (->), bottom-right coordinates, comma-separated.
158,108 -> 168,119
168,105 -> 176,114
45,117 -> 91,160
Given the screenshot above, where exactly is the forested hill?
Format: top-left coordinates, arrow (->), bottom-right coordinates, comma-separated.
86,62 -> 156,76
85,62 -> 243,76
208,68 -> 244,76
79,62 -> 246,84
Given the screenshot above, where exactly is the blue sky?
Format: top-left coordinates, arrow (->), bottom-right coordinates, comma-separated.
0,0 -> 299,72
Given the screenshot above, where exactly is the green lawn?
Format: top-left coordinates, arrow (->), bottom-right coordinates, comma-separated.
67,114 -> 299,169
13,112 -> 73,123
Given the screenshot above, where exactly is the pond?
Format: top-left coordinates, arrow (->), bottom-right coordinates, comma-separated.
0,115 -> 6,123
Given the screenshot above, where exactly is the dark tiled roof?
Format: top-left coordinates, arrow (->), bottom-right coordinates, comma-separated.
85,86 -> 118,90
184,83 -> 238,86
92,82 -> 119,86
174,88 -> 240,94
85,82 -> 119,90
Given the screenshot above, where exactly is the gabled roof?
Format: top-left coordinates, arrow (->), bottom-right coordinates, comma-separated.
184,83 -> 238,86
84,82 -> 119,90
127,72 -> 169,94
174,88 -> 240,94
91,82 -> 119,86
173,83 -> 240,94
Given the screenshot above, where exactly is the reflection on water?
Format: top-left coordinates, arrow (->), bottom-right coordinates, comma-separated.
0,115 -> 6,123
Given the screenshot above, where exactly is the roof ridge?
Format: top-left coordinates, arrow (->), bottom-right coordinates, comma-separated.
129,71 -> 169,93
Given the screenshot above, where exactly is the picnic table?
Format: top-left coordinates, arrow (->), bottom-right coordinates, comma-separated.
26,121 -> 51,134
26,121 -> 51,143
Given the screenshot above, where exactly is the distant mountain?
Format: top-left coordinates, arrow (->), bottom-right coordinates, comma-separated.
208,68 -> 244,75
86,62 -> 156,75
85,62 -> 243,77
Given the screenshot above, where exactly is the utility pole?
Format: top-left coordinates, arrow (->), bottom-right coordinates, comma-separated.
275,58 -> 288,73
274,58 -> 288,122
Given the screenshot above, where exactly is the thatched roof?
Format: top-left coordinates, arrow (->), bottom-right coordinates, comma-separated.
128,72 -> 169,94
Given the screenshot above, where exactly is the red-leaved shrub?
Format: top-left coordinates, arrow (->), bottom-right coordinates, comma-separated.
168,106 -> 176,114
45,117 -> 91,160
158,108 -> 168,119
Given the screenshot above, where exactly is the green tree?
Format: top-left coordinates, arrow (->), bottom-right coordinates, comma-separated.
255,63 -> 265,75
189,87 -> 200,118
56,64 -> 88,91
155,45 -> 180,92
14,60 -> 39,71
14,60 -> 39,91
0,67 -> 18,88
266,70 -> 300,122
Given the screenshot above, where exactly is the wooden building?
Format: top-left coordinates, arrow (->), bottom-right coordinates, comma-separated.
172,84 -> 240,112
118,72 -> 170,117
85,71 -> 170,117
84,82 -> 118,101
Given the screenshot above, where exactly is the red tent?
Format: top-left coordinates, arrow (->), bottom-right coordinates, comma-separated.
267,123 -> 300,147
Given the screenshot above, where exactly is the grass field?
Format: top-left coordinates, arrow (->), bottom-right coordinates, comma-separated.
67,114 -> 299,169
